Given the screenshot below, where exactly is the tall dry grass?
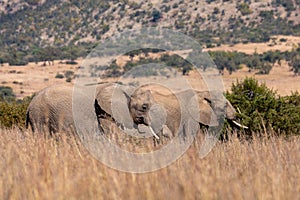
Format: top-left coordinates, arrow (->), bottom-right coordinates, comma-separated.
0,128 -> 299,200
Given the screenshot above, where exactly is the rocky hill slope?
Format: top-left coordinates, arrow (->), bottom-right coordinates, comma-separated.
0,0 -> 299,66
0,0 -> 299,49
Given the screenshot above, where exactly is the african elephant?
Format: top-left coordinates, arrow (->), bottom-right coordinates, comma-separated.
25,82 -> 132,136
128,84 -> 246,139
26,82 -> 244,141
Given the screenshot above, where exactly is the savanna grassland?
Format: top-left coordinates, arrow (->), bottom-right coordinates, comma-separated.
0,128 -> 299,199
1,0 -> 300,199
0,38 -> 299,199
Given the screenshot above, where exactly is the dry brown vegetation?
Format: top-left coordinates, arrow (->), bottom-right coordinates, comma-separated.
1,128 -> 299,199
207,35 -> 300,54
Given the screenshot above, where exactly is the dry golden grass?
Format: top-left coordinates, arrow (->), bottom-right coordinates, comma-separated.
206,35 -> 300,54
0,128 -> 299,199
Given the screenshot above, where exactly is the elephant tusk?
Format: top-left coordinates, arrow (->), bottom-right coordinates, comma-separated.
149,126 -> 160,140
233,120 -> 248,129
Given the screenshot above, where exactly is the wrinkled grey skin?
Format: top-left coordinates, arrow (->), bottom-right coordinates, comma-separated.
128,84 -> 237,138
26,82 -> 138,136
26,85 -> 76,135
94,83 -> 135,130
26,83 -> 118,135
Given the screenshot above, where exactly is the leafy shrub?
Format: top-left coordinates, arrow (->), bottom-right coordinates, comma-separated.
272,92 -> 300,134
288,48 -> 300,75
159,54 -> 192,75
279,38 -> 287,42
209,51 -> 245,74
151,9 -> 162,22
237,3 -> 253,16
0,86 -> 16,102
25,0 -> 41,5
66,77 -> 72,82
64,70 -> 74,78
0,96 -> 32,128
256,62 -> 272,74
65,60 -> 78,65
55,73 -> 64,79
226,77 -> 300,137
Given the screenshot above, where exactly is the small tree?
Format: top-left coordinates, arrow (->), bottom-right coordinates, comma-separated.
0,86 -> 16,102
257,62 -> 272,74
289,54 -> 300,75
151,9 -> 162,22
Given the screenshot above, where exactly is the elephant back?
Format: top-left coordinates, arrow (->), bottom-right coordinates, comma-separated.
27,84 -> 75,134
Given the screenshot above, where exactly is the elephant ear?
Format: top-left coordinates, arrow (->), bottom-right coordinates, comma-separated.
95,84 -> 134,129
187,95 -> 219,127
195,90 -> 236,120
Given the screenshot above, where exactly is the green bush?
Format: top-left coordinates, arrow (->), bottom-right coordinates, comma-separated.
0,86 -> 16,102
272,92 -> 300,134
237,3 -> 253,16
288,48 -> 300,75
64,70 -> 74,77
0,96 -> 32,128
65,60 -> 78,65
55,73 -> 64,79
226,77 -> 300,137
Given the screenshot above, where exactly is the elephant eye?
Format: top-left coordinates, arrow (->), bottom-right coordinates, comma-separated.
142,103 -> 148,110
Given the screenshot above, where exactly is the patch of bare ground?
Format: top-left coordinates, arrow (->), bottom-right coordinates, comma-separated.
0,61 -> 78,98
186,60 -> 300,96
0,128 -> 299,199
206,35 -> 300,54
1,58 -> 299,98
221,61 -> 300,96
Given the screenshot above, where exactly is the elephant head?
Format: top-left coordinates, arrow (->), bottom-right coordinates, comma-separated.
94,83 -> 165,139
187,90 -> 237,127
190,90 -> 247,129
128,89 -> 154,126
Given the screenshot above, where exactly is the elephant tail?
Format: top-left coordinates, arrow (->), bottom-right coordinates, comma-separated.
25,110 -> 30,129
25,110 -> 34,132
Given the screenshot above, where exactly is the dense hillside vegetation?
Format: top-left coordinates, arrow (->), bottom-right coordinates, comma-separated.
0,0 -> 300,65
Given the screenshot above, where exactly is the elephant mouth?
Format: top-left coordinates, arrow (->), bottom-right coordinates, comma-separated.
135,116 -> 149,126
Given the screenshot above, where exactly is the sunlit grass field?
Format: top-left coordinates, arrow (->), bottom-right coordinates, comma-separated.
0,128 -> 299,199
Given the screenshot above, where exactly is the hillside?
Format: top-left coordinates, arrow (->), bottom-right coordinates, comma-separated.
0,0 -> 300,62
